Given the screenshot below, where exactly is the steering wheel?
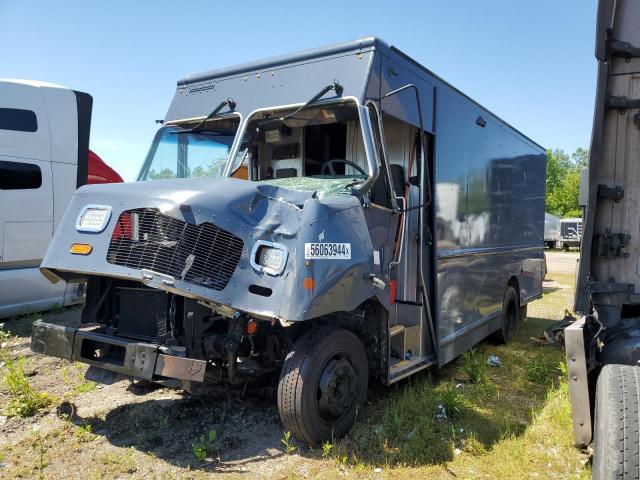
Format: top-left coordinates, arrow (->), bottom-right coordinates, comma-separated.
320,159 -> 367,176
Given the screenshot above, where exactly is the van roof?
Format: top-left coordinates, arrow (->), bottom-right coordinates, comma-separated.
177,36 -> 545,151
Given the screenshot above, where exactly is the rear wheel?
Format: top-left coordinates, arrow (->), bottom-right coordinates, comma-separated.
593,364 -> 640,480
491,286 -> 519,344
277,327 -> 368,445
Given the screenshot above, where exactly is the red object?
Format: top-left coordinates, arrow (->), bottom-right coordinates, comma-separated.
88,150 -> 124,184
112,211 -> 132,241
389,279 -> 398,305
88,150 -> 127,239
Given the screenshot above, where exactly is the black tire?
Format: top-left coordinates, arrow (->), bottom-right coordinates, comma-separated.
277,327 -> 368,445
491,286 -> 519,344
593,364 -> 640,480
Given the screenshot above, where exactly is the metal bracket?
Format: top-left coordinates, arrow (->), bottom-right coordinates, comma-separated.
607,95 -> 640,111
596,229 -> 631,258
597,183 -> 624,202
585,280 -> 635,295
608,39 -> 640,61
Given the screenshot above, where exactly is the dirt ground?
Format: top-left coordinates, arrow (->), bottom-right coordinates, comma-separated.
0,250 -> 588,479
545,250 -> 580,275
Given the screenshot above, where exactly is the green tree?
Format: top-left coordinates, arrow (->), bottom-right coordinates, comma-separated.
545,148 -> 587,218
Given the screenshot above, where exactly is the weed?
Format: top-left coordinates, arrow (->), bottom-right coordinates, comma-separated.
335,451 -> 348,466
281,430 -> 297,455
321,440 -> 333,458
31,433 -> 47,480
50,304 -> 64,314
460,347 -> 488,384
3,356 -> 51,417
0,325 -> 10,344
439,383 -> 463,418
558,360 -> 569,377
72,380 -> 96,395
355,462 -> 367,472
157,411 -> 170,428
525,353 -> 560,385
74,423 -> 96,443
192,430 -> 219,461
98,448 -> 136,474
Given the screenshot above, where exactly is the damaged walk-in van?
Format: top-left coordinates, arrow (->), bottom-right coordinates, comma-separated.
31,38 -> 546,444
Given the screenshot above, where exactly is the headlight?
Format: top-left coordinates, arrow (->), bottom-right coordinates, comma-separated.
76,205 -> 112,233
250,241 -> 288,275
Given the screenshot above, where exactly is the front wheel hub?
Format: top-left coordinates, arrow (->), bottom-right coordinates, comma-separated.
317,356 -> 357,421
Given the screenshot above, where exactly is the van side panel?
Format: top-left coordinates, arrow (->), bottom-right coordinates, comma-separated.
434,88 -> 545,364
369,49 -> 545,367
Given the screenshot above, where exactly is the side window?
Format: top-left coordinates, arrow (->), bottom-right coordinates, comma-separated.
0,108 -> 38,132
0,161 -> 42,189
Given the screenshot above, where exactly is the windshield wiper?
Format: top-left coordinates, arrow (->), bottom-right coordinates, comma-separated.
258,81 -> 343,127
171,98 -> 236,134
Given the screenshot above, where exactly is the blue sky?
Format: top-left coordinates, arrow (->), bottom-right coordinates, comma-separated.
1,0 -> 597,180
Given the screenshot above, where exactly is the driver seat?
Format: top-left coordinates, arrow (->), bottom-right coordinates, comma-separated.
370,164 -> 405,209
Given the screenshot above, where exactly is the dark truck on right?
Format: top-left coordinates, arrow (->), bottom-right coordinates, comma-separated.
567,1 -> 640,478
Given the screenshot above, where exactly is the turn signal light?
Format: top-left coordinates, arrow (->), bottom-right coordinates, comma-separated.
303,277 -> 315,290
246,319 -> 258,336
70,243 -> 93,255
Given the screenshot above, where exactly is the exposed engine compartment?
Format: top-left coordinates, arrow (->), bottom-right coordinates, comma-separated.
80,276 -> 288,386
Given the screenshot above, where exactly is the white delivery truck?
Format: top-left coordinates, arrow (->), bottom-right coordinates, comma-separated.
560,217 -> 582,249
0,79 -> 122,318
544,212 -> 561,248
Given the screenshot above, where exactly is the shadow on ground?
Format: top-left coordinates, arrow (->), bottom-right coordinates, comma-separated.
58,385 -> 289,473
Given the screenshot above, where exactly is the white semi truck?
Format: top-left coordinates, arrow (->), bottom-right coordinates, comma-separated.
0,79 -> 122,318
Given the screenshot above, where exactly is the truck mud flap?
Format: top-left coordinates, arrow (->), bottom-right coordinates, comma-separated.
31,320 -> 206,382
565,316 -> 592,447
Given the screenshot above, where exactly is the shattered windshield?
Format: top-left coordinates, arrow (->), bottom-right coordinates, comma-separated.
138,117 -> 239,181
227,102 -> 369,197
261,177 -> 361,199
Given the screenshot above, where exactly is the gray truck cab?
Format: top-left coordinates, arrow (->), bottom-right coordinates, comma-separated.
31,38 -> 545,444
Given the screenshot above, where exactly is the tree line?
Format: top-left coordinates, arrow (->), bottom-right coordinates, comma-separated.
546,147 -> 588,218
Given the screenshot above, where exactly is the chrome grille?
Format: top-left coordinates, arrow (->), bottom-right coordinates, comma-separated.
107,208 -> 243,291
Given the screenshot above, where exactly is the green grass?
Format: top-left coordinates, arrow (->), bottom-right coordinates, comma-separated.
0,258 -> 588,479
325,260 -> 589,478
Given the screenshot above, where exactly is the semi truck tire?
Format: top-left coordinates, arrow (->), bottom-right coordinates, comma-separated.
490,286 -> 519,344
593,364 -> 640,480
277,327 -> 368,445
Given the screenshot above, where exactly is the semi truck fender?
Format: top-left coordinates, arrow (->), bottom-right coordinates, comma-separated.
565,316 -> 592,447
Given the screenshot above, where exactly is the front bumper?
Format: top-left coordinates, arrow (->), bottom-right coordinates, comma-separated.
31,321 -> 206,382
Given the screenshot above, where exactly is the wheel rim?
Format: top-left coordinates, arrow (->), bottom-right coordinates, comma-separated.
316,355 -> 358,422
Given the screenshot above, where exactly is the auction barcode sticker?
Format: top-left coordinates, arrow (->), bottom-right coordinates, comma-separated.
304,243 -> 351,259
